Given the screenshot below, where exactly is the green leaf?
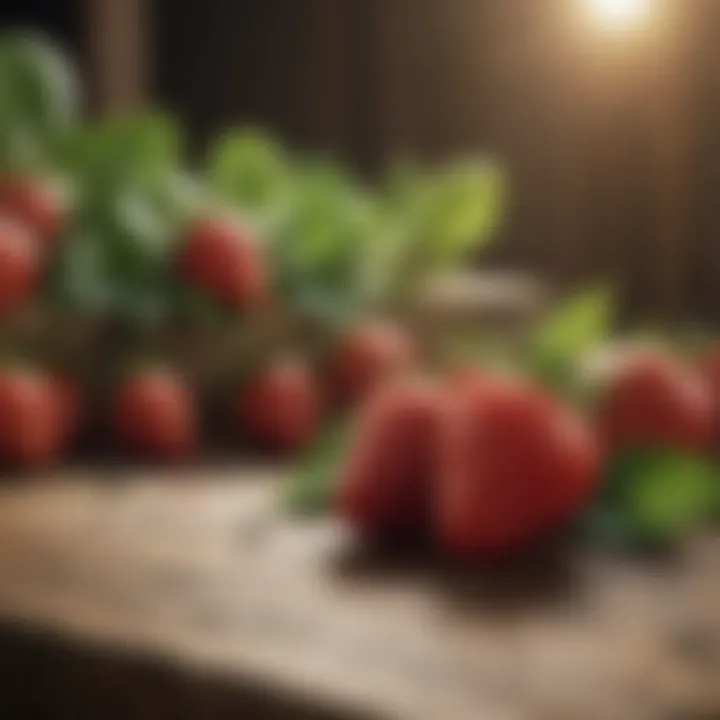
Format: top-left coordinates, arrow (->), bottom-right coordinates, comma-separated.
62,112 -> 181,184
48,112 -> 192,329
586,450 -> 717,549
534,285 -> 614,364
374,158 -> 506,302
422,159 -> 506,264
208,128 -> 291,215
625,451 -> 716,541
284,418 -> 354,517
270,161 -> 380,324
283,161 -> 371,271
0,31 -> 79,169
528,286 -> 614,394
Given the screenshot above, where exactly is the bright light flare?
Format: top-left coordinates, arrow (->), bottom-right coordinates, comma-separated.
584,0 -> 652,30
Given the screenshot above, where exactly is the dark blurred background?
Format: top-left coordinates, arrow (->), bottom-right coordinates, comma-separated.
3,0 -> 720,322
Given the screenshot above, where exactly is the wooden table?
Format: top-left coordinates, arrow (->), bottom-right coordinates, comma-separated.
0,466 -> 717,720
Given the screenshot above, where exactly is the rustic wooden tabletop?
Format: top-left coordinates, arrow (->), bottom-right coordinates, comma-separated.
0,466 -> 717,720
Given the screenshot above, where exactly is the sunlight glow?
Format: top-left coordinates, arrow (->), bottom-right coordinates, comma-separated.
584,0 -> 651,29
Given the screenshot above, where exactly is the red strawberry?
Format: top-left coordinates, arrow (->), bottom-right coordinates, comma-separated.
337,377 -> 445,536
112,370 -> 198,460
326,321 -> 416,407
0,217 -> 41,317
178,215 -> 268,310
0,368 -> 65,470
598,352 -> 713,454
234,359 -> 322,454
0,176 -> 67,245
438,375 -> 599,556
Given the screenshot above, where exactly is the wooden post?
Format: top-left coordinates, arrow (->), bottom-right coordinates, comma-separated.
83,0 -> 150,115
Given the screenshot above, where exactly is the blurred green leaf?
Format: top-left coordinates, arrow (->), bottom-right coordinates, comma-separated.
284,418 -> 354,517
584,450 -> 717,549
47,113 -> 193,329
625,451 -> 716,541
208,128 -> 291,215
284,161 -> 371,270
0,31 -> 79,169
59,112 -> 181,183
422,159 -> 506,264
534,285 -> 614,363
528,285 -> 614,394
270,160 -> 379,325
375,158 -> 506,302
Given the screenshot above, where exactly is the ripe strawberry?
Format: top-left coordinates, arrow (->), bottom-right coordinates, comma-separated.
337,378 -> 445,536
234,359 -> 322,454
177,215 -> 268,310
438,375 -> 600,556
598,352 -> 713,454
0,176 -> 67,245
0,368 -> 65,470
112,369 -> 198,460
0,217 -> 41,317
325,322 -> 416,407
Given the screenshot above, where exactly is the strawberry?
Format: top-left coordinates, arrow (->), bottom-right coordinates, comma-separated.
598,352 -> 714,454
437,374 -> 600,556
0,368 -> 65,470
0,217 -> 41,317
177,215 -> 268,310
0,176 -> 67,245
337,377 -> 445,536
325,321 -> 416,407
234,359 -> 322,454
112,369 -> 198,460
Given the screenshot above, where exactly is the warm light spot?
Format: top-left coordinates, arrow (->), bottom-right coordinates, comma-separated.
584,0 -> 651,29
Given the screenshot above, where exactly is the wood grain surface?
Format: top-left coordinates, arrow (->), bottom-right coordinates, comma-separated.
0,466 -> 717,720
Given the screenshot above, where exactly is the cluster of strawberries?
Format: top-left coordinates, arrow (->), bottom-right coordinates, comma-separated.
0,321 -> 412,471
0,175 -> 717,563
337,347 -> 719,556
0,190 -> 415,469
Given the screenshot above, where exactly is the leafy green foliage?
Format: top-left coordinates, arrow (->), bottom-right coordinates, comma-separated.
0,32 -> 509,369
583,450 -> 717,550
380,159 -> 506,301
272,162 -> 379,326
534,285 -> 614,366
528,285 -> 614,395
284,418 -> 354,517
207,139 -> 506,325
419,160 -> 505,265
0,31 -> 79,170
49,113 -> 199,327
208,128 -> 291,218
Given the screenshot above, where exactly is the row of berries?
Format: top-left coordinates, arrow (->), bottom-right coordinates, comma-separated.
0,321 -> 415,470
336,348 -> 719,556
